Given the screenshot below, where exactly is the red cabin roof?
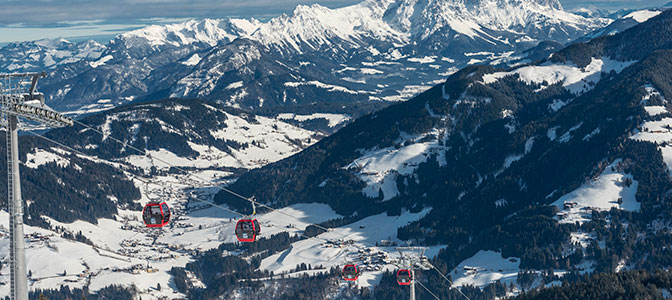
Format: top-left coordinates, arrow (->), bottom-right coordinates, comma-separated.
396,269 -> 412,285
342,264 -> 359,281
235,219 -> 260,242
143,202 -> 170,228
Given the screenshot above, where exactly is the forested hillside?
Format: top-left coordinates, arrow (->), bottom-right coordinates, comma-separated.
211,9 -> 672,297
517,270 -> 672,300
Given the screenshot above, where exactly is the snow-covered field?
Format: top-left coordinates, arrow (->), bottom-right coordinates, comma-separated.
552,159 -> 640,224
25,148 -> 70,169
158,202 -> 342,250
277,113 -> 352,128
450,251 -> 521,288
259,208 -> 446,288
624,10 -> 662,23
482,57 -> 634,95
345,129 -> 448,201
632,84 -> 672,171
3,152 -> 445,299
122,111 -> 320,170
644,106 -> 667,116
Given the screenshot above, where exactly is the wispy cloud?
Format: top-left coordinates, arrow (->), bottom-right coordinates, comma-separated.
560,0 -> 669,10
0,0 -> 669,43
0,0 -> 359,26
1,0 -> 669,27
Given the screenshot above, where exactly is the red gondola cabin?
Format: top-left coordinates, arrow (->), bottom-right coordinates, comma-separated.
143,202 -> 170,228
342,264 -> 360,281
396,269 -> 412,285
235,219 -> 260,242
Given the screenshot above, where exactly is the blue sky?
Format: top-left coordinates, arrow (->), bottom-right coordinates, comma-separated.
0,0 -> 669,43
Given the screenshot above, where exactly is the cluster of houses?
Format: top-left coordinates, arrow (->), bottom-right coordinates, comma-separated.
357,247 -> 389,272
323,239 -> 356,248
101,263 -> 158,275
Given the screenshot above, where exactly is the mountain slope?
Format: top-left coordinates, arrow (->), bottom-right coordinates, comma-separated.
168,38 -> 372,109
214,9 -> 672,296
0,133 -> 141,226
45,98 -> 323,170
576,8 -> 666,42
38,18 -> 260,112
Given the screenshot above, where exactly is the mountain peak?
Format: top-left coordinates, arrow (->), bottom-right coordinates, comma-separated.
251,0 -> 602,56
532,0 -> 563,10
118,18 -> 261,48
33,37 -> 72,48
378,0 -> 600,41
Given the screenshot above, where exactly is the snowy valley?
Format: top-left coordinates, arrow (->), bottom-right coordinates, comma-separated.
3,0 -> 672,300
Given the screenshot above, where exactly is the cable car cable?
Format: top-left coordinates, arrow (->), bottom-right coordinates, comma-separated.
25,130 -> 150,184
73,118 -> 335,234
71,119 -> 253,202
429,264 -> 471,300
25,130 -> 247,218
59,119 -> 471,299
29,129 -> 336,245
416,280 -> 441,300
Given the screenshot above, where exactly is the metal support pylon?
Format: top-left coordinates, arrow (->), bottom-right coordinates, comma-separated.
410,266 -> 416,300
396,246 -> 431,300
1,72 -> 73,300
7,114 -> 27,300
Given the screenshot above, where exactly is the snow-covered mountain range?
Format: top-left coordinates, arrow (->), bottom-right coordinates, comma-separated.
0,38 -> 104,73
3,0 -> 612,118
577,8 -> 665,42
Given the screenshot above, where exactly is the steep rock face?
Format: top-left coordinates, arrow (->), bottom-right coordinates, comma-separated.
165,0 -> 608,112
241,0 -> 608,68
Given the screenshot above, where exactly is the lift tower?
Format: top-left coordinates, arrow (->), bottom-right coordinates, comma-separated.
397,247 -> 432,300
0,73 -> 73,300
